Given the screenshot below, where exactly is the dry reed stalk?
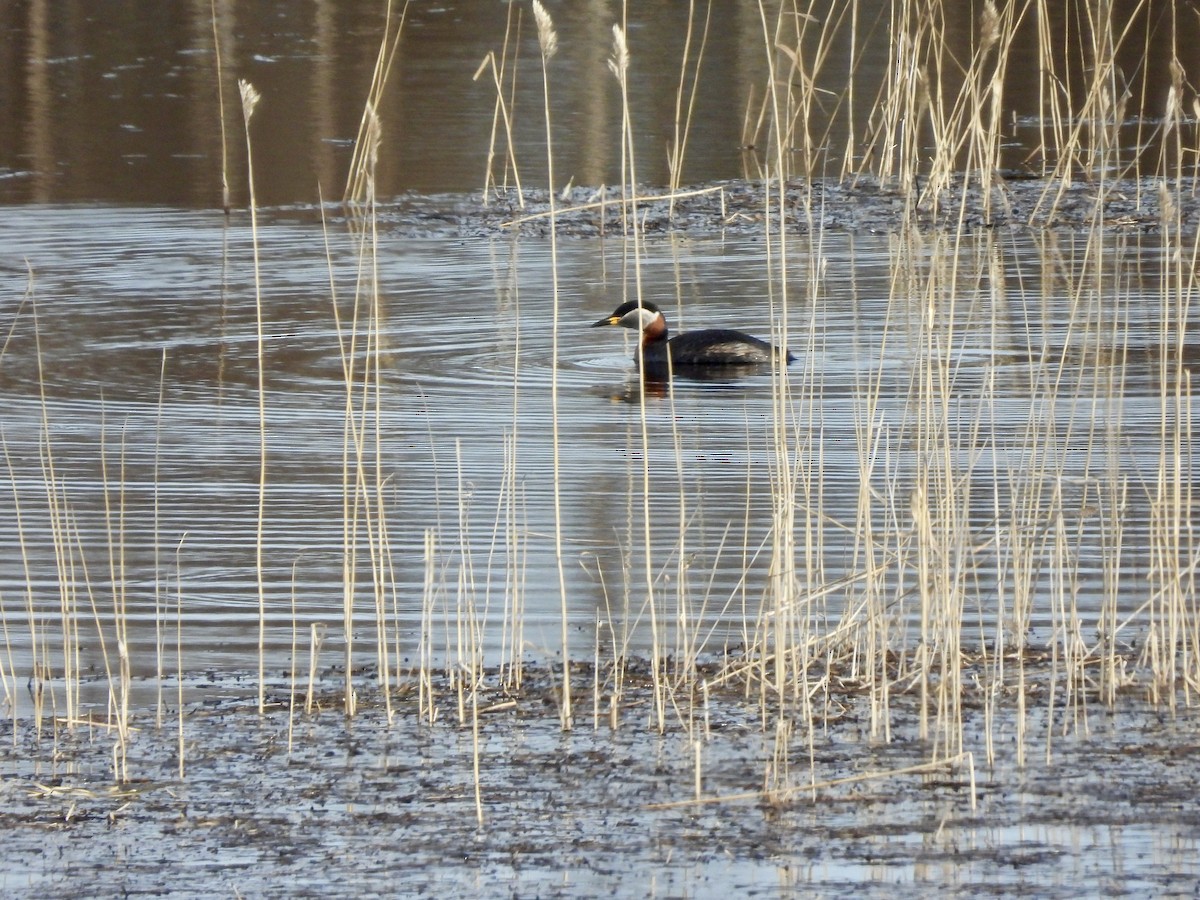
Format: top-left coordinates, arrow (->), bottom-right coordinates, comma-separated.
1032,1 -> 1150,221
1147,113 -> 1198,707
304,622 -> 326,715
486,429 -> 526,690
500,185 -> 725,231
345,0 -> 409,204
471,670 -> 484,825
97,411 -> 132,780
361,109 -> 396,723
611,17 -> 667,730
288,559 -> 299,753
175,537 -> 185,779
667,0 -> 713,216
766,0 -> 856,181
532,0 -> 574,731
237,78 -> 268,716
750,1 -> 802,720
153,350 -> 166,726
0,583 -> 15,741
210,0 -> 230,213
856,0 -> 928,191
846,236 -> 901,743
26,291 -> 62,742
323,186 -> 365,718
419,528 -> 438,724
3,429 -> 39,738
452,438 -> 485,709
473,3 -> 524,206
334,103 -> 396,719
899,227 -> 968,758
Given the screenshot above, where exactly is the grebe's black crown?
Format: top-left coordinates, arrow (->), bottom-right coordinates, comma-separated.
591,299 -> 664,329
608,300 -> 661,318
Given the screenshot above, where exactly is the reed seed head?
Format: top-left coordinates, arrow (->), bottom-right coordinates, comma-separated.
363,103 -> 382,173
532,1 -> 557,60
980,1 -> 1000,54
608,24 -> 629,81
238,79 -> 261,122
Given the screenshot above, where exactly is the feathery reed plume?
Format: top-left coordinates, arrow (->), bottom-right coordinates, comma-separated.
532,0 -> 557,59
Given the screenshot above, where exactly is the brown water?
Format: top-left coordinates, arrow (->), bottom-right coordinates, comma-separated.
3,1 -> 1196,206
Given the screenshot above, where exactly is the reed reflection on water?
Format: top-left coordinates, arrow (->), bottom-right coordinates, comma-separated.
2,1 -> 1198,205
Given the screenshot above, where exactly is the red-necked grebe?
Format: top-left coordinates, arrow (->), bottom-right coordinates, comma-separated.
592,300 -> 795,371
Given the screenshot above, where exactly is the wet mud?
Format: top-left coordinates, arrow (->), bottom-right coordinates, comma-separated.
378,175 -> 1200,239
3,655 -> 1199,898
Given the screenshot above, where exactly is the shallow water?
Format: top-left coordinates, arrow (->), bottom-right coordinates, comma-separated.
0,202 -> 1187,705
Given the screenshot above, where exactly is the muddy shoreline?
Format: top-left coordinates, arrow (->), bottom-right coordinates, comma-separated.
3,653 -> 1200,898
375,174 -> 1200,239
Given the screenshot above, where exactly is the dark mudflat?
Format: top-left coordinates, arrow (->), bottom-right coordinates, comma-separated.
3,653 -> 1198,898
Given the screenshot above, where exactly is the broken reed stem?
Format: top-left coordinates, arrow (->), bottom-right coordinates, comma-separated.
501,185 -> 725,230
667,0 -> 713,216
474,3 -> 524,205
345,0 -> 409,204
237,78 -> 268,717
304,623 -> 326,715
650,751 -> 977,811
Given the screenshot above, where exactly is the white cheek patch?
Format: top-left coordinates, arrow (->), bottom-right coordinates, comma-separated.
622,309 -> 658,329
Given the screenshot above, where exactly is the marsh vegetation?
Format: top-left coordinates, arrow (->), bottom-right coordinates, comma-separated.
1,0 -> 1199,895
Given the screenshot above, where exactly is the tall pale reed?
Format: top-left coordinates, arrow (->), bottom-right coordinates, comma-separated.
237,78 -> 268,716
532,0 -> 573,731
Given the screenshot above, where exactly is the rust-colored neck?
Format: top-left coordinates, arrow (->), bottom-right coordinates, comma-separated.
642,311 -> 668,347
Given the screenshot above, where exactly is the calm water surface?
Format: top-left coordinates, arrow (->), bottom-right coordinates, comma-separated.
0,3 -> 1193,694
3,0 -> 1197,205
0,203 -> 1181,688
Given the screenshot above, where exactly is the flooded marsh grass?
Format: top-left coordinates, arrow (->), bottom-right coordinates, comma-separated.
1,0 -> 1200,895
3,212 -> 1197,888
